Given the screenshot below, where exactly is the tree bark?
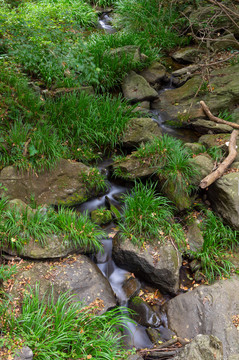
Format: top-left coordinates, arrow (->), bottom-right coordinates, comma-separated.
200,129 -> 239,189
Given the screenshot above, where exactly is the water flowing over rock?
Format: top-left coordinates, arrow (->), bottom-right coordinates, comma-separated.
166,277 -> 239,359
0,159 -> 100,206
11,255 -> 117,314
174,334 -> 223,360
112,234 -> 182,295
121,117 -> 162,149
122,71 -> 158,103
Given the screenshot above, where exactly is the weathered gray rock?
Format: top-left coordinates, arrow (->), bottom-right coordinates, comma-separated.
186,218 -> 204,252
166,277 -> 239,359
152,64 -> 239,125
112,234 -> 182,295
11,255 -> 116,314
14,346 -> 33,360
121,117 -> 162,148
189,154 -> 214,184
172,64 -> 199,77
190,119 -> 232,134
184,142 -> 205,154
212,34 -> 239,52
0,159 -> 102,206
106,45 -> 141,62
172,47 -> 204,64
128,296 -> 161,327
174,334 -> 223,360
207,172 -> 239,230
122,71 -> 158,103
140,62 -> 166,85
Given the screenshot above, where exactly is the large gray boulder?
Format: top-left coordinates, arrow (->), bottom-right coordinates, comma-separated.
190,119 -> 232,134
140,62 -> 166,85
166,277 -> 239,359
121,117 -> 162,149
172,47 -> 204,64
207,172 -> 239,230
0,159 -> 104,206
11,255 -> 116,314
122,71 -> 158,103
112,234 -> 182,295
174,334 -> 223,360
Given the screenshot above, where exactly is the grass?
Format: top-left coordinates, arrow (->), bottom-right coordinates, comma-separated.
190,210 -> 239,283
0,197 -> 105,253
80,167 -> 108,195
119,181 -> 185,247
0,285 -> 133,360
135,135 -> 199,196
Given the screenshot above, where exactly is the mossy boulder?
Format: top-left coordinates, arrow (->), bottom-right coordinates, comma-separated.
91,208 -> 112,225
128,296 -> 161,327
121,117 -> 162,149
190,119 -> 232,134
140,62 -> 166,85
172,47 -> 204,64
0,159 -> 105,206
189,154 -> 214,184
122,71 -> 158,103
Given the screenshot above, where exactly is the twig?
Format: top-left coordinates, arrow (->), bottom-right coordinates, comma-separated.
200,101 -> 239,129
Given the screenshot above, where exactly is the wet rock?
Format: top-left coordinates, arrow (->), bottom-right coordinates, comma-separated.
140,62 -> 166,85
174,334 -> 223,360
91,208 -> 112,225
11,255 -> 117,314
172,47 -> 204,64
14,346 -> 33,360
122,276 -> 141,299
186,218 -> 204,252
166,277 -> 239,359
146,327 -> 161,344
122,71 -> 158,103
0,159 -> 99,207
190,119 -> 232,134
112,234 -> 182,295
207,172 -> 239,230
152,64 -> 239,125
105,196 -> 122,221
121,118 -> 162,149
128,296 -> 161,327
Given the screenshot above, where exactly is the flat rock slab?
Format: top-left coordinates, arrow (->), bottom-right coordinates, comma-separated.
112,234 -> 182,295
190,119 -> 232,134
166,277 -> 239,359
11,255 -> 116,314
0,159 -> 95,206
122,71 -> 158,103
172,47 -> 204,64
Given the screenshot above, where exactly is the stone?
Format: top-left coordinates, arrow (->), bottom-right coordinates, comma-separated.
174,334 -> 223,360
106,45 -> 141,62
112,234 -> 182,295
184,142 -> 205,154
11,255 -> 117,314
42,86 -> 94,98
186,218 -> 204,252
212,34 -> 239,52
0,159 -> 104,206
207,172 -> 239,230
122,276 -> 141,299
166,277 -> 239,359
122,71 -> 158,103
140,62 -> 166,85
128,296 -> 161,327
121,117 -> 162,149
91,208 -> 112,225
189,154 -> 214,184
172,64 -> 199,86
14,346 -> 33,360
172,47 -> 204,64
190,119 -> 232,134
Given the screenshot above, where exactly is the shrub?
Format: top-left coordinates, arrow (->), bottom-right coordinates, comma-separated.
191,210 -> 239,283
119,181 -> 185,247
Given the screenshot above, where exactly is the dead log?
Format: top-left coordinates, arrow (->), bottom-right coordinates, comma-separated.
200,129 -> 239,189
200,101 -> 239,129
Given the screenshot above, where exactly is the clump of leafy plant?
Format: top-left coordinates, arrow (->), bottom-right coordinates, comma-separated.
1,285 -> 132,359
0,197 -> 104,253
80,168 -> 108,196
119,181 -> 185,247
191,210 -> 239,283
135,135 -> 199,196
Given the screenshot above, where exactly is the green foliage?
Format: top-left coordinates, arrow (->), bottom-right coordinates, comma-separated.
45,92 -> 135,162
114,0 -> 189,50
86,0 -> 116,6
217,109 -> 234,122
80,168 -> 108,195
1,285 -> 132,359
191,210 -> 238,283
119,181 -> 185,247
207,146 -> 224,162
0,264 -> 17,285
135,135 -> 198,196
0,197 -> 104,253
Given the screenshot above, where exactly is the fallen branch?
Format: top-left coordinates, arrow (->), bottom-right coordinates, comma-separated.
200,101 -> 239,129
200,129 -> 239,188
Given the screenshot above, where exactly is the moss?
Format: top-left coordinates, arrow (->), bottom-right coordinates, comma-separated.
57,193 -> 88,206
131,296 -> 143,306
91,208 -> 112,225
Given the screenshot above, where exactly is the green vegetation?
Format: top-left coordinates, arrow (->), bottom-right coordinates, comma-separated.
0,285 -> 132,359
135,135 -> 199,196
0,197 -> 104,253
119,181 -> 185,247
80,168 -> 108,195
191,210 -> 238,283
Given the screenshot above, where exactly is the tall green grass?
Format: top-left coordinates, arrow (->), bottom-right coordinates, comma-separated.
1,285 -> 132,359
119,181 -> 185,247
191,210 -> 239,283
